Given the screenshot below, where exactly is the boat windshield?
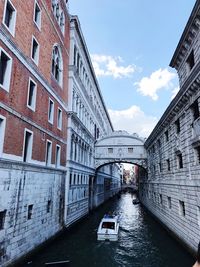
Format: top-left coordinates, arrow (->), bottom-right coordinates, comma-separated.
102,222 -> 115,230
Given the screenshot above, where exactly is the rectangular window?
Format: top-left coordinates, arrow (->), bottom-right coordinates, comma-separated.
46,140 -> 52,166
34,1 -> 41,29
177,153 -> 183,169
195,146 -> 200,164
159,194 -> 162,205
165,130 -> 169,142
31,36 -> 39,65
175,118 -> 180,134
0,210 -> 6,230
128,148 -> 133,153
191,99 -> 200,121
108,148 -> 113,154
159,162 -> 162,172
27,204 -> 33,220
57,108 -> 62,130
197,206 -> 200,227
179,201 -> 185,217
27,78 -> 37,111
47,200 -> 51,213
23,130 -> 33,162
167,197 -> 172,209
0,116 -> 6,157
48,99 -> 54,124
186,50 -> 195,72
3,0 -> 16,36
0,48 -> 12,92
167,159 -> 170,171
55,145 -> 61,167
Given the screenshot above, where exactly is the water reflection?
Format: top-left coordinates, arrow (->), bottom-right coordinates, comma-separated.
20,192 -> 194,267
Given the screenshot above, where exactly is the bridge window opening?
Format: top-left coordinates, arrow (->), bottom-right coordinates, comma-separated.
191,99 -> 200,121
167,197 -> 172,209
179,201 -> 185,217
128,147 -> 133,153
108,148 -> 113,154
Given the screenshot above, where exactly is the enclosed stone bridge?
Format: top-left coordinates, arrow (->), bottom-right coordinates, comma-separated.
95,131 -> 147,169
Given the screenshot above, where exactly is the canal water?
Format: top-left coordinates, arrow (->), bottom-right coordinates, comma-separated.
20,192 -> 194,267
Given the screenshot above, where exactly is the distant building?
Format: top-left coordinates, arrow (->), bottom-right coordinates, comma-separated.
140,0 -> 200,253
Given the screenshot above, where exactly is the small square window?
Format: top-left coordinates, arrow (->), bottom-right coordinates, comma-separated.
28,204 -> 33,220
31,37 -> 39,65
108,148 -> 113,154
34,1 -> 41,29
3,0 -> 16,36
0,48 -> 12,92
167,197 -> 172,209
179,200 -> 185,217
0,210 -> 6,230
128,148 -> 133,153
27,78 -> 37,111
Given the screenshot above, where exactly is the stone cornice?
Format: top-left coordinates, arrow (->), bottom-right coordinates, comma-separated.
170,0 -> 200,69
145,61 -> 200,148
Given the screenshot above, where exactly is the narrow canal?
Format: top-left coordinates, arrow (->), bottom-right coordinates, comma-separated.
20,192 -> 194,267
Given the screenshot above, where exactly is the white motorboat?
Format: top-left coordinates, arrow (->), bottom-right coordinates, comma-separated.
97,214 -> 119,241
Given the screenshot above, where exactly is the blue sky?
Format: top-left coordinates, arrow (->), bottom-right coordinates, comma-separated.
69,1 -> 196,137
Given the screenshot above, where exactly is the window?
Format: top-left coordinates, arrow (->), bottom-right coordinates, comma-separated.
177,153 -> 183,169
179,201 -> 185,217
51,1 -> 65,33
191,99 -> 200,121
167,159 -> 170,171
0,116 -> 6,157
46,140 -> 52,166
27,204 -> 33,220
0,210 -> 6,230
47,200 -> 51,213
175,118 -> 180,134
167,197 -> 172,209
27,78 -> 37,111
159,162 -> 162,172
0,48 -> 12,92
57,108 -> 62,129
55,145 -> 61,167
128,148 -> 133,153
165,130 -> 169,142
108,148 -> 113,154
51,46 -> 63,86
34,1 -> 41,29
3,0 -> 16,36
197,206 -> 200,227
48,99 -> 54,124
159,194 -> 162,205
186,50 -> 195,72
195,146 -> 200,164
31,36 -> 39,65
23,130 -> 33,162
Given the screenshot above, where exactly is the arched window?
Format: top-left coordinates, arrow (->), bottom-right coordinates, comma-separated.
51,46 -> 63,86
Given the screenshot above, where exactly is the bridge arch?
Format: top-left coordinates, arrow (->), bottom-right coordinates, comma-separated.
95,131 -> 147,169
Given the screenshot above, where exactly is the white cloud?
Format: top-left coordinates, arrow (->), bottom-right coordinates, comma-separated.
108,105 -> 158,138
171,86 -> 179,100
91,54 -> 137,78
135,68 -> 176,101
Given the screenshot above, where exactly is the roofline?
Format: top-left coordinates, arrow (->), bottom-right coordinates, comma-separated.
70,15 -> 114,131
170,0 -> 200,67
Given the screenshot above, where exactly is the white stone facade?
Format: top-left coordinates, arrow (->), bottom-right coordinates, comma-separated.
140,1 -> 200,254
65,16 -> 121,227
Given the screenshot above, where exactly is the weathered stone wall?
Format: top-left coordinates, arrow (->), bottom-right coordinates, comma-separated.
0,161 -> 65,267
